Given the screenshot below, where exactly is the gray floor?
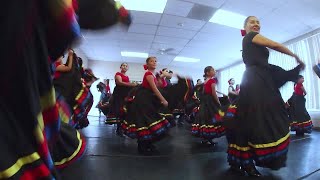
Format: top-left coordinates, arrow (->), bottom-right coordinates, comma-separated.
60,116 -> 320,180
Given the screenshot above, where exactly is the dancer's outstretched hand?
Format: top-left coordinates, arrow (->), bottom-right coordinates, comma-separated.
161,100 -> 168,107
68,49 -> 74,55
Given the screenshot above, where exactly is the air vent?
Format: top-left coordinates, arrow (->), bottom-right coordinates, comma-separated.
187,4 -> 217,21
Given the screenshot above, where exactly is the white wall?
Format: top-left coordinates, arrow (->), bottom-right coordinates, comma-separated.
87,60 -> 204,116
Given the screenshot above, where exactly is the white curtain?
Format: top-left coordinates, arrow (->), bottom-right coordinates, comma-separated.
218,33 -> 320,110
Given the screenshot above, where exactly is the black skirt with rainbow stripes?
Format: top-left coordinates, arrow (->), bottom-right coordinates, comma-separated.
226,64 -> 302,170
121,77 -> 193,141
288,93 -> 313,133
191,94 -> 226,139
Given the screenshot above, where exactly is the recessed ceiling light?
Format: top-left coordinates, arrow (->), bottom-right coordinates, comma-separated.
209,9 -> 246,29
174,56 -> 200,63
121,51 -> 148,58
116,0 -> 168,13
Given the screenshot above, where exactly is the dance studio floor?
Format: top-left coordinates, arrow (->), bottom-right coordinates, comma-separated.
60,116 -> 320,180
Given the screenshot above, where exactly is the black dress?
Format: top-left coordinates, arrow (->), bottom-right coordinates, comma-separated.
191,79 -> 226,140
53,56 -> 93,129
105,72 -> 133,124
121,74 -> 193,141
183,84 -> 202,124
288,84 -> 313,134
97,90 -> 111,115
228,85 -> 238,103
226,32 -> 302,170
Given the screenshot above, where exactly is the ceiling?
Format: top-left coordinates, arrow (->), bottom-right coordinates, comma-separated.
79,0 -> 320,70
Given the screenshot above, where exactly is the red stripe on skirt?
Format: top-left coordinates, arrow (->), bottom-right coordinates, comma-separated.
42,104 -> 59,125
19,163 -> 51,180
227,149 -> 252,159
253,138 -> 290,156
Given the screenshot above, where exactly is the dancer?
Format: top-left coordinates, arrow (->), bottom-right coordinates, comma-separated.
196,79 -> 203,85
157,68 -> 171,88
288,75 -> 313,135
52,57 -> 100,169
226,16 -> 305,177
106,63 -> 136,136
104,79 -> 111,95
1,0 -> 132,178
228,78 -> 238,103
97,82 -> 111,116
157,68 -> 177,125
166,70 -> 173,86
191,66 -> 226,146
235,84 -> 240,94
54,51 -> 95,129
313,60 -> 320,78
121,57 -> 193,154
184,80 -> 204,124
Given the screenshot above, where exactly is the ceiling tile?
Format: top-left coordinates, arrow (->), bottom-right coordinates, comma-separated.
119,42 -> 151,52
187,3 -> 217,21
121,57 -> 148,64
267,0 -> 320,29
80,39 -> 120,47
164,0 -> 194,17
121,33 -> 155,43
183,0 -> 227,8
157,26 -> 197,39
151,43 -> 184,52
259,12 -> 306,42
130,11 -> 162,25
221,0 -> 274,19
201,22 -> 240,34
160,14 -> 206,31
82,29 -> 125,40
179,46 -> 225,58
83,46 -> 122,61
254,0 -> 288,7
154,35 -> 190,46
128,24 -> 158,35
149,48 -> 180,57
192,32 -> 216,41
186,39 -> 212,48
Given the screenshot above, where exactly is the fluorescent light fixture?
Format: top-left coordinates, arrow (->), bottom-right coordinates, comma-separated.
121,51 -> 148,58
209,9 -> 246,29
116,0 -> 168,13
174,56 -> 200,63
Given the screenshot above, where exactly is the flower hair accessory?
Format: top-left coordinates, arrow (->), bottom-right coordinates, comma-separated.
241,29 -> 247,36
143,64 -> 148,70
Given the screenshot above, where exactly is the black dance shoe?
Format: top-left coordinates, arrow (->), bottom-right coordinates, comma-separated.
243,165 -> 262,177
229,165 -> 245,176
296,131 -> 305,136
116,128 -> 124,137
137,142 -> 153,155
201,140 -> 217,146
